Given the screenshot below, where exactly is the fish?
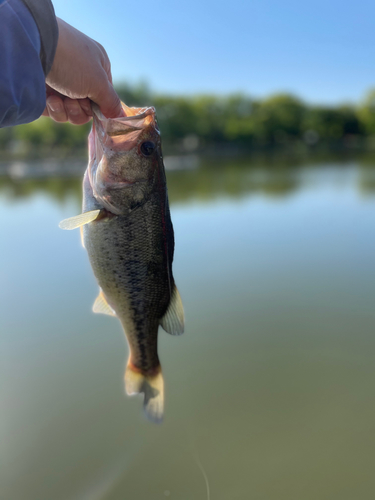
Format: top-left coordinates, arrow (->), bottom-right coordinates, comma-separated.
59,102 -> 184,423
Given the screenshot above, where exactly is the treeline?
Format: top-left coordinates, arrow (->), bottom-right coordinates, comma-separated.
2,83 -> 375,157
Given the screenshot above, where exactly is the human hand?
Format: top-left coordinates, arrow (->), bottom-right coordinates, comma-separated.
43,18 -> 124,125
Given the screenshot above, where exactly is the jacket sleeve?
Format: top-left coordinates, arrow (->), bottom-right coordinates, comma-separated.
0,0 -> 59,128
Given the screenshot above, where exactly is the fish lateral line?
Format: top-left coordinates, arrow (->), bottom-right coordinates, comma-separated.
65,100 -> 185,424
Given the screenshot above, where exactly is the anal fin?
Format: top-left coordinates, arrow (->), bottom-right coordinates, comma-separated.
59,209 -> 102,230
92,289 -> 116,316
160,285 -> 185,335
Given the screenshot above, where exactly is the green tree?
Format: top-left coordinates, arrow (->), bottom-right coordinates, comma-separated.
251,94 -> 305,144
303,106 -> 360,141
358,89 -> 375,135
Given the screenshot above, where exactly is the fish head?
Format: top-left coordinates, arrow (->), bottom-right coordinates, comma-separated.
88,102 -> 164,214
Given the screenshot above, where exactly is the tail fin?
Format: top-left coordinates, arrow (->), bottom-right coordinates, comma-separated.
124,363 -> 164,424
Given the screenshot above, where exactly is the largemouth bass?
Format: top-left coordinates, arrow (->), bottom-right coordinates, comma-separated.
59,102 -> 184,423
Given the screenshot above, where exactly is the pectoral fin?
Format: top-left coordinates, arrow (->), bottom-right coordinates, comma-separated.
92,290 -> 116,317
160,285 -> 185,335
59,209 -> 102,230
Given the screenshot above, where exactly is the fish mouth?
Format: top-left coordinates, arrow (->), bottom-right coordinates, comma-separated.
91,103 -> 159,153
92,102 -> 154,121
92,103 -> 158,137
119,107 -> 155,121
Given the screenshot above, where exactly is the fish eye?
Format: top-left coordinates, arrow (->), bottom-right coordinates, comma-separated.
140,141 -> 156,157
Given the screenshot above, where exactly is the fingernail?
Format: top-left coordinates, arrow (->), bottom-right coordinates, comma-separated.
81,105 -> 92,115
47,101 -> 62,113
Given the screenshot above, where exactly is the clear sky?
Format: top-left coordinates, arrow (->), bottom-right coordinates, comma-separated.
53,0 -> 375,105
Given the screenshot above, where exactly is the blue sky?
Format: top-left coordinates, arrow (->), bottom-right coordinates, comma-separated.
53,0 -> 375,105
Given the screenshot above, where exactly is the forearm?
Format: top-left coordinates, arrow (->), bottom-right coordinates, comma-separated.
0,0 -> 58,128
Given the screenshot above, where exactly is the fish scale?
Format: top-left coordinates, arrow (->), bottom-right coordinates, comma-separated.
83,197 -> 171,372
59,102 -> 185,423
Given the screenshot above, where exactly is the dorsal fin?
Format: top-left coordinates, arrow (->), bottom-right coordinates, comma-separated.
160,285 -> 185,335
92,290 -> 116,317
59,209 -> 102,230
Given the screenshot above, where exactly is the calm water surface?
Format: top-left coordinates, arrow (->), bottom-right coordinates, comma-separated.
1,157 -> 375,499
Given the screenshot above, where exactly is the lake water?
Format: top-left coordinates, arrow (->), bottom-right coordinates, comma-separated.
1,155 -> 375,500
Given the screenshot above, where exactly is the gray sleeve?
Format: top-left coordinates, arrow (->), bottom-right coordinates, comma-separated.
20,0 -> 59,76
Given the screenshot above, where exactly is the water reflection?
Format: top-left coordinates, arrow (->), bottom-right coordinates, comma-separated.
2,154 -> 375,500
0,176 -> 82,204
1,153 -> 375,205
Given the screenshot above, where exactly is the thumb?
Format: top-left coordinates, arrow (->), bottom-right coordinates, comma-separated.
90,80 -> 125,119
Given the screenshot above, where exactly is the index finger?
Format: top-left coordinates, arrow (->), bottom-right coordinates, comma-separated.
90,78 -> 125,119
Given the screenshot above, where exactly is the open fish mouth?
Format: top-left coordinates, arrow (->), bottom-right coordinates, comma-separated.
90,102 -> 159,155
87,101 -> 159,214
92,103 -> 158,138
